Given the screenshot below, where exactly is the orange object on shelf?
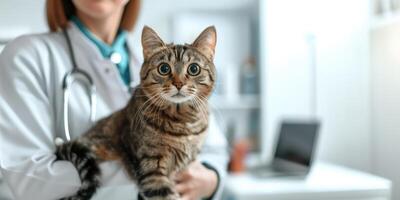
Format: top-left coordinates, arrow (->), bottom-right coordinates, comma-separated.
228,139 -> 250,173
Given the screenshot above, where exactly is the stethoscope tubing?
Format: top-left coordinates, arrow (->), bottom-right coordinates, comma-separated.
61,29 -> 97,142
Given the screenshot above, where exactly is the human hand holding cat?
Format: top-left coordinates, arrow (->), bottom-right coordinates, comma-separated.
174,161 -> 218,200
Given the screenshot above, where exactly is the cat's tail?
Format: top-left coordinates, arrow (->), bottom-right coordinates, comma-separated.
55,139 -> 101,200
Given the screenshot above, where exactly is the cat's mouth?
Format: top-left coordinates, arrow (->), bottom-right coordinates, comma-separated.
171,93 -> 185,98
166,92 -> 192,104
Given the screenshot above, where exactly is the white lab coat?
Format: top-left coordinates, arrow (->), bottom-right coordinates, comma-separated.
0,22 -> 228,200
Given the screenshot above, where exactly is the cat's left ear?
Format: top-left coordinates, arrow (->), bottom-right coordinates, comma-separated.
142,26 -> 166,60
192,26 -> 217,61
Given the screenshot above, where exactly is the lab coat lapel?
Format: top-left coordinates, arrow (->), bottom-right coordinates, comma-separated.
126,35 -> 142,90
66,23 -> 131,118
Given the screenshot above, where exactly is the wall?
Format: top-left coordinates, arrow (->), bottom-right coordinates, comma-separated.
313,0 -> 371,171
260,0 -> 372,171
0,0 -> 47,34
129,0 -> 257,60
371,23 -> 400,200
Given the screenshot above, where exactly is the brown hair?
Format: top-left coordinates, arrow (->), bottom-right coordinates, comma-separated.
46,0 -> 140,32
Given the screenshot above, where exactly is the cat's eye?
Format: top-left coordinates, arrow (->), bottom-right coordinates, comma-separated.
158,63 -> 171,75
187,63 -> 201,76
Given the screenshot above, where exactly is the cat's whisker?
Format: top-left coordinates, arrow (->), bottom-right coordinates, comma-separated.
197,96 -> 212,121
133,85 -> 159,89
191,96 -> 208,122
158,98 -> 167,126
138,94 -> 162,128
130,94 -> 153,97
198,94 -> 225,130
151,96 -> 165,126
132,92 -> 161,130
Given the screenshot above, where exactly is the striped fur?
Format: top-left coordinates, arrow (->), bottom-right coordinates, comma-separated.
56,26 -> 217,200
55,140 -> 101,200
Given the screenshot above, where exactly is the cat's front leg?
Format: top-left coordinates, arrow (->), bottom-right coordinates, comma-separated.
135,156 -> 180,200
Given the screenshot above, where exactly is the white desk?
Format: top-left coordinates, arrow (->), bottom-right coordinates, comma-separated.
222,162 -> 391,200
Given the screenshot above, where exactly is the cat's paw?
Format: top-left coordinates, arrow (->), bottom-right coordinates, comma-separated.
165,192 -> 180,200
140,193 -> 179,200
143,193 -> 179,200
140,188 -> 180,200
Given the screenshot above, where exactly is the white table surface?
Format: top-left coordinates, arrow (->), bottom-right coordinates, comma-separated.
223,162 -> 392,200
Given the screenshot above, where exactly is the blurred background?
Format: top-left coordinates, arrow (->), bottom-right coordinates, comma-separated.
2,0 -> 400,199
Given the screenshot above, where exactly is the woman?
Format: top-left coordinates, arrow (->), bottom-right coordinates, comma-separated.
0,0 -> 228,199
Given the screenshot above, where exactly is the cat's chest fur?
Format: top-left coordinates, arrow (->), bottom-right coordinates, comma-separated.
120,88 -> 209,169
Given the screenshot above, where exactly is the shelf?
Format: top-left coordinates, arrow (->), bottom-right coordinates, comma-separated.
371,11 -> 400,29
209,95 -> 260,110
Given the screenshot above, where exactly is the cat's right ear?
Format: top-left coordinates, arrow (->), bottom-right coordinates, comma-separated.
192,26 -> 217,61
141,26 -> 166,60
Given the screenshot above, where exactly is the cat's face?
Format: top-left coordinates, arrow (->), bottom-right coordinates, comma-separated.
139,26 -> 217,105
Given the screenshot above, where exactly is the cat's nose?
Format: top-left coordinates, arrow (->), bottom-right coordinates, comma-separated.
173,81 -> 183,90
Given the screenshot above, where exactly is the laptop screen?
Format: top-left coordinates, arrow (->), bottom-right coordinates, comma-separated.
274,121 -> 319,166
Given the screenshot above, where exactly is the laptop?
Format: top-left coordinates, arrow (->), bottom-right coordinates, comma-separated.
251,120 -> 320,177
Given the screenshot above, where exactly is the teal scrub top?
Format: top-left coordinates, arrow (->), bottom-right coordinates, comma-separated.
71,16 -> 131,85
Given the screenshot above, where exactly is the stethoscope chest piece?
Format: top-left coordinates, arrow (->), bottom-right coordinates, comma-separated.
110,52 -> 122,64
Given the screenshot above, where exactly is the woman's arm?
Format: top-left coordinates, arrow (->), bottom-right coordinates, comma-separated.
0,36 -> 82,200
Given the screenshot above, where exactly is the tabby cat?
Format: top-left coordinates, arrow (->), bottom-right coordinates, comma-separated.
55,25 -> 217,200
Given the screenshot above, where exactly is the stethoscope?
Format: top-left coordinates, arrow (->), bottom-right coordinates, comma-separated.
54,28 -> 127,145
55,29 -> 97,145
